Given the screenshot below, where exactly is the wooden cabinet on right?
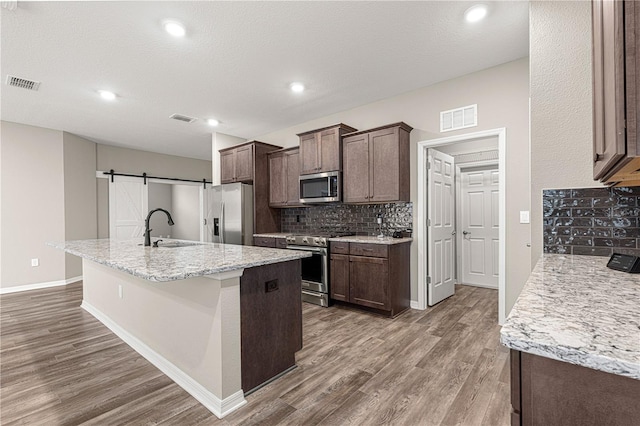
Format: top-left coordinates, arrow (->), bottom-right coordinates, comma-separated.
297,124 -> 357,175
510,349 -> 640,425
342,122 -> 412,203
592,0 -> 639,185
329,240 -> 410,317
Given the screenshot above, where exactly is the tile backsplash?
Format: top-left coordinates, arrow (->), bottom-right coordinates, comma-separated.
282,202 -> 413,236
543,186 -> 640,257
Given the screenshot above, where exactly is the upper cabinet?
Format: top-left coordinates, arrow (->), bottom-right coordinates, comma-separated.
297,124 -> 357,175
268,147 -> 301,208
592,0 -> 639,185
342,122 -> 412,203
219,141 -> 281,184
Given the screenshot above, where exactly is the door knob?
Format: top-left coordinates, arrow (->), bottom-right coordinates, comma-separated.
451,231 -> 456,236
462,231 -> 471,235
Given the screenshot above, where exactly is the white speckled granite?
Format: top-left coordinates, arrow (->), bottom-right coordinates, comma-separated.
48,239 -> 310,282
501,254 -> 640,380
328,235 -> 413,245
252,233 -> 290,238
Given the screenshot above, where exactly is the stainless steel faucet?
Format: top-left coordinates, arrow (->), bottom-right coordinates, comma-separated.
144,208 -> 175,247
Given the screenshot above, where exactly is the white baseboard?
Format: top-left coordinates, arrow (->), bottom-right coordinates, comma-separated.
410,300 -> 422,310
0,276 -> 82,294
81,300 -> 247,419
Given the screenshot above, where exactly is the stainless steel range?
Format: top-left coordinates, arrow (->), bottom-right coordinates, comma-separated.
285,233 -> 353,307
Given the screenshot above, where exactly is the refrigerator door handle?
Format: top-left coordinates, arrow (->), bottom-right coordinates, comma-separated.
220,202 -> 225,244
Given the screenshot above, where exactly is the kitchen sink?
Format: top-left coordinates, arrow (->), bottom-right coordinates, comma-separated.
155,241 -> 204,248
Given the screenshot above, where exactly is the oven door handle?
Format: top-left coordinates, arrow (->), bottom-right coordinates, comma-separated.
286,245 -> 327,254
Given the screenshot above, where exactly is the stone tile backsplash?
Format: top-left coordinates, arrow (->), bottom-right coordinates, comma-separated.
543,186 -> 640,257
281,202 -> 413,236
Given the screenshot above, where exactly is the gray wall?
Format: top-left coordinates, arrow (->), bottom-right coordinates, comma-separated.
1,121 -> 66,289
171,185 -> 201,241
148,183 -> 173,237
251,58 -> 531,317
63,132 -> 98,279
530,1 -> 602,265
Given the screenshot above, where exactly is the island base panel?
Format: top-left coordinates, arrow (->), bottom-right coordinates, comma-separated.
511,350 -> 640,425
240,259 -> 302,394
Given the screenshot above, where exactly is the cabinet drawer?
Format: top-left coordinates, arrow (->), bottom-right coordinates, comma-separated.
275,238 -> 287,249
350,243 -> 388,258
330,241 -> 349,254
253,237 -> 276,248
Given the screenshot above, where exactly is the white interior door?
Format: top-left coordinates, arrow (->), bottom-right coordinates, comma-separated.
109,176 -> 148,240
427,149 -> 456,306
461,168 -> 499,288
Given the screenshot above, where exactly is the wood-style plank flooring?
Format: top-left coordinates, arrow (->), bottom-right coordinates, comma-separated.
1,282 -> 509,425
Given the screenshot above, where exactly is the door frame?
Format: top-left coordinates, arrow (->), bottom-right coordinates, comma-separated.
417,128 -> 506,324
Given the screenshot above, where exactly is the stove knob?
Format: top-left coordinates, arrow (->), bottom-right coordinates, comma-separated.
313,237 -> 320,245
302,237 -> 308,244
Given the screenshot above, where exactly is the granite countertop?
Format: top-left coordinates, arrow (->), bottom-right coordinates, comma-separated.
329,235 -> 413,245
252,233 -> 290,238
500,254 -> 640,380
49,239 -> 311,282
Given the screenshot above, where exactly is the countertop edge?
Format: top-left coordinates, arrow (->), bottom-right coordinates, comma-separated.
499,331 -> 640,380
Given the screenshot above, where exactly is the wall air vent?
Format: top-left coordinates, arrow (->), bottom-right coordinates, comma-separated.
440,104 -> 477,133
169,113 -> 198,123
6,75 -> 40,91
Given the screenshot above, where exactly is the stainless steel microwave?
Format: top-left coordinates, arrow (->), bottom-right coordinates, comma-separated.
299,171 -> 340,203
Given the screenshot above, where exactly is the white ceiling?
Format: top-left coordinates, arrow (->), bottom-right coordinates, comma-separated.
1,1 -> 529,160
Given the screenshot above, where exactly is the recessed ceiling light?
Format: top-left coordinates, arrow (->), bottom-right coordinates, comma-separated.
163,20 -> 186,37
290,82 -> 305,93
98,90 -> 116,101
464,5 -> 488,23
207,118 -> 220,127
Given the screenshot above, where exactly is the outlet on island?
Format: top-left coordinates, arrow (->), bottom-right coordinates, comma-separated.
265,279 -> 279,293
31,258 -> 39,267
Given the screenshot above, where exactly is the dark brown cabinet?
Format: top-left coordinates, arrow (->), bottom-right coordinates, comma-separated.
220,144 -> 256,183
510,349 -> 640,425
592,0 -> 639,185
342,123 -> 412,203
329,240 -> 410,317
297,124 -> 357,175
268,147 -> 301,207
253,236 -> 287,248
219,141 -> 282,233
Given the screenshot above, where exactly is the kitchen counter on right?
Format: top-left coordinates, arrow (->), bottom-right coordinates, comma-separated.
501,253 -> 640,425
500,254 -> 640,379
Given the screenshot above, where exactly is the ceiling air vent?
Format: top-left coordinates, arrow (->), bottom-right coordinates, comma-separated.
169,113 -> 198,124
440,104 -> 477,133
6,75 -> 41,91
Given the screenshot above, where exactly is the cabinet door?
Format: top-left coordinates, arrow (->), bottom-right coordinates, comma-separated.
343,134 -> 370,203
299,133 -> 320,175
369,127 -> 400,202
235,145 -> 254,182
318,128 -> 340,172
349,256 -> 389,310
330,254 -> 350,302
220,150 -> 236,183
285,149 -> 300,205
592,0 -> 627,180
269,153 -> 286,206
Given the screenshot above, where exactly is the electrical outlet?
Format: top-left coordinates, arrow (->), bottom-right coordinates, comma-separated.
118,284 -> 123,299
31,258 -> 39,267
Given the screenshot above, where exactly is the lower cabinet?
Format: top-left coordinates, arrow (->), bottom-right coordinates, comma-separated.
253,236 -> 287,248
510,350 -> 640,425
330,241 -> 410,317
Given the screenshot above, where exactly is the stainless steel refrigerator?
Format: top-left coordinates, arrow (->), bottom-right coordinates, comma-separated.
202,183 -> 254,245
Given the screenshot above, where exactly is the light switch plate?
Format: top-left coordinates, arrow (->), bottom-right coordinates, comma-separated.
519,211 -> 530,224
31,258 -> 39,267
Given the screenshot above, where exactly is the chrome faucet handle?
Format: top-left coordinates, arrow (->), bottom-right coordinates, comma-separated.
152,239 -> 163,248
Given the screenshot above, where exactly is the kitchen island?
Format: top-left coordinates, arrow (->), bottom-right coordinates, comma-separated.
500,254 -> 640,425
49,239 -> 311,419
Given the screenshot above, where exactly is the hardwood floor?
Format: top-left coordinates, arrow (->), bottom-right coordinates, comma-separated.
0,283 -> 509,425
